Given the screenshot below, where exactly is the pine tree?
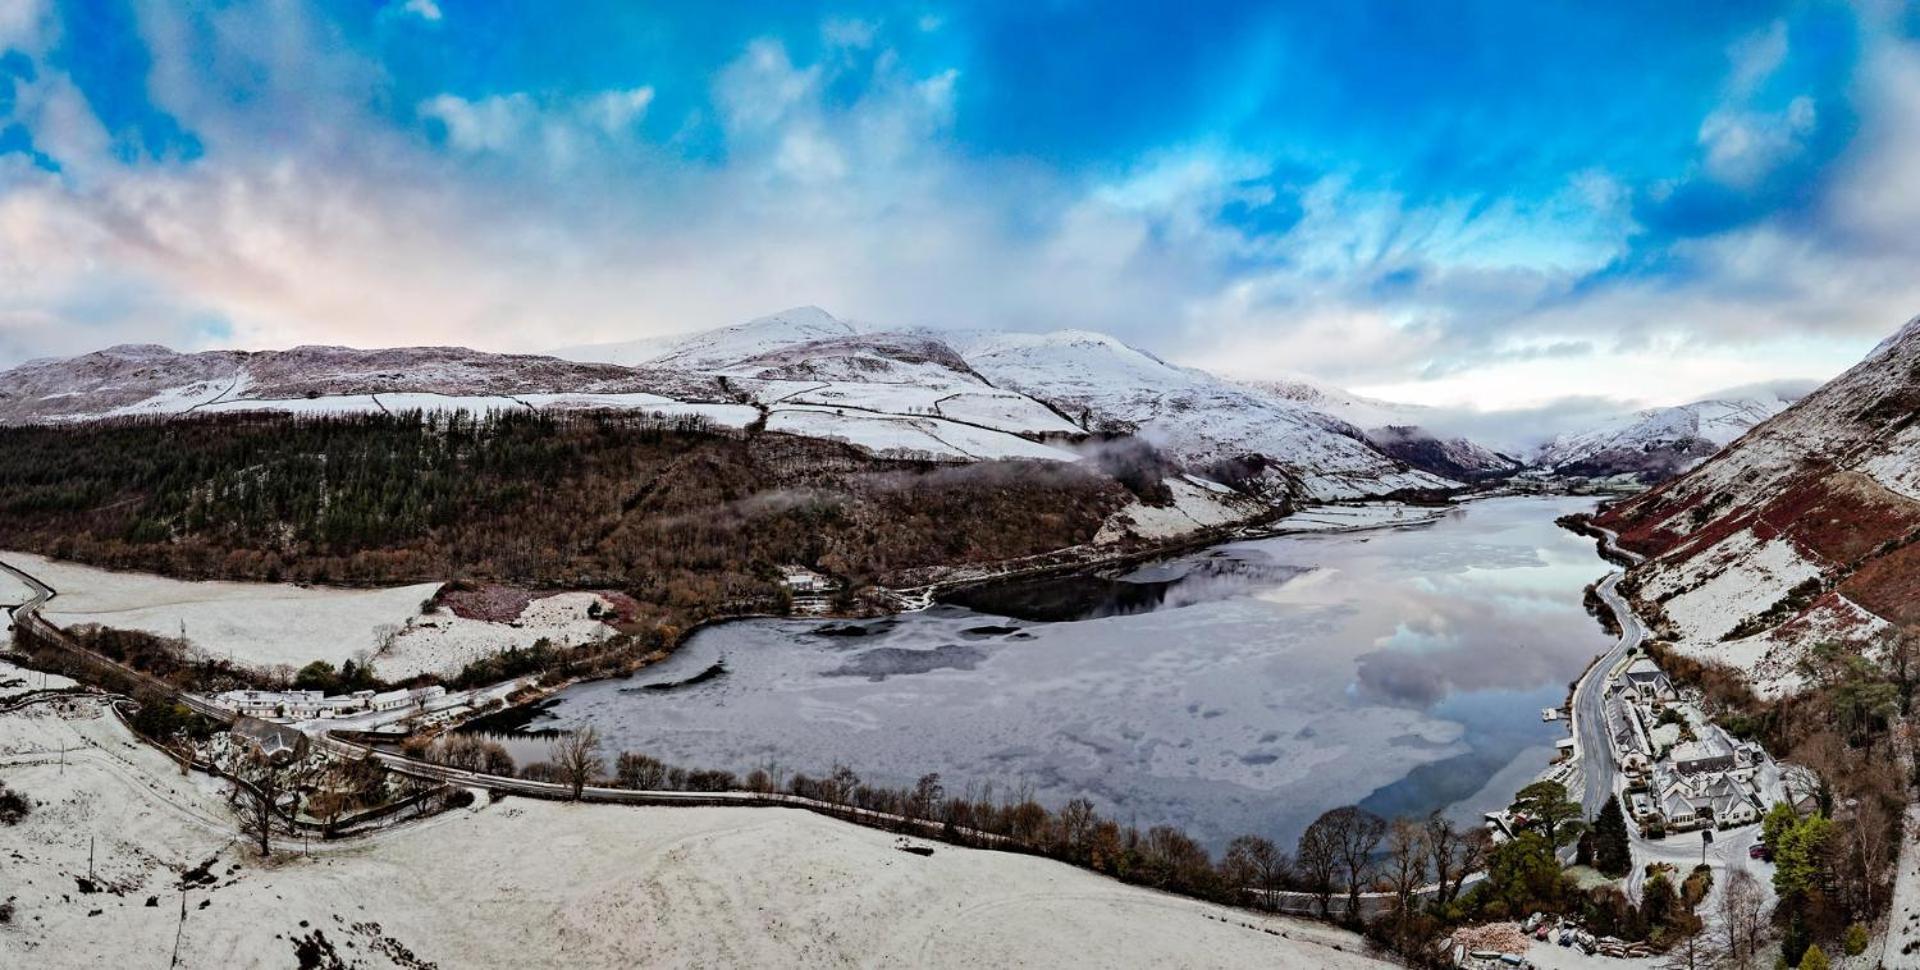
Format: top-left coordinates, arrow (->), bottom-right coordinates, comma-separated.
1593,794 -> 1632,877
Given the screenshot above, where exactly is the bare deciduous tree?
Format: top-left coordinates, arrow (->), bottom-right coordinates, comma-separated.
1660,918 -> 1719,970
1222,834 -> 1289,909
1384,818 -> 1430,922
229,750 -> 306,857
549,727 -> 604,801
1331,806 -> 1388,918
615,751 -> 666,790
1426,812 -> 1491,906
1296,814 -> 1341,918
1717,865 -> 1770,968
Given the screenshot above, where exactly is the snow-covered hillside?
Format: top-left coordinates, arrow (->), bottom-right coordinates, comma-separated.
0,343 -> 726,425
2,307 -> 1473,504
941,330 -> 1458,500
1534,390 -> 1803,482
1596,316 -> 1920,695
1246,377 -> 1522,481
555,310 -> 1470,500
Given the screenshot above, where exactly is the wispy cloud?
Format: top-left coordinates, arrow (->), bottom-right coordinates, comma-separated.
0,1 -> 1913,415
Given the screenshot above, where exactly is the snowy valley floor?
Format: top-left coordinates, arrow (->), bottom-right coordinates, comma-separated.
0,676 -> 1389,969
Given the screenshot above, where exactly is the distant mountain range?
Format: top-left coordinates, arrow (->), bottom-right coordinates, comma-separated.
0,306 -> 1814,503
1597,315 -> 1920,696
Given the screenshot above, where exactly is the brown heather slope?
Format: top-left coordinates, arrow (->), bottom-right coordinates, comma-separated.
1593,315 -> 1920,693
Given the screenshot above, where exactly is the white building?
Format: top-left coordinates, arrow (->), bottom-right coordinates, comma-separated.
371,685 -> 446,712
214,688 -> 375,720
779,565 -> 835,594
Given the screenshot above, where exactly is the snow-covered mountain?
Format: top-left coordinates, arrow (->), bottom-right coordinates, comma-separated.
1595,316 -> 1920,696
917,329 -> 1457,499
1246,378 -> 1522,482
0,343 -> 727,425
0,308 -> 1463,503
1532,389 -> 1806,482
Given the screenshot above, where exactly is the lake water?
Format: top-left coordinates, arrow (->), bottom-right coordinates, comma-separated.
503,495 -> 1613,849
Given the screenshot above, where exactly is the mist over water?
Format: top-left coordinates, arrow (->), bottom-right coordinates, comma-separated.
514,495 -> 1613,849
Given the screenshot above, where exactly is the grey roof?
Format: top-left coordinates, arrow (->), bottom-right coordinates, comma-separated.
232,716 -> 309,764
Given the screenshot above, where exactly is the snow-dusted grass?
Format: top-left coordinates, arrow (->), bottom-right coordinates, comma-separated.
1883,803 -> 1920,966
203,391 -> 766,430
766,406 -> 1079,462
2,551 -> 439,673
517,394 -> 763,428
1093,476 -> 1262,542
1645,533 -> 1823,644
0,693 -> 1391,970
752,380 -> 1083,436
201,394 -> 389,417
0,565 -> 32,608
0,660 -> 76,702
1269,503 -> 1452,534
380,593 -> 617,680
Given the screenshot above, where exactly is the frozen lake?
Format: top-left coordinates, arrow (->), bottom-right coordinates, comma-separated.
504,495 -> 1614,848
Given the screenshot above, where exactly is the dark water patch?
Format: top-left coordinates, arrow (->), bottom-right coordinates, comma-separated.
812,620 -> 896,638
1357,746 -> 1517,822
1239,752 -> 1280,765
456,697 -> 563,736
823,644 -> 988,681
960,624 -> 1022,638
623,661 -> 727,693
943,553 -> 1305,622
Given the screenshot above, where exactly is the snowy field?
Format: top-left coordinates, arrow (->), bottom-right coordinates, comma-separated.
1,551 -> 626,680
0,687 -> 1391,969
0,565 -> 32,608
381,592 -> 617,680
1,551 -> 438,673
764,405 -> 1079,461
1268,502 -> 1453,534
1093,476 -> 1263,542
201,391 -> 764,430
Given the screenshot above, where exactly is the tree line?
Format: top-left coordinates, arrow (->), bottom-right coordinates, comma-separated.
0,410 -> 1139,684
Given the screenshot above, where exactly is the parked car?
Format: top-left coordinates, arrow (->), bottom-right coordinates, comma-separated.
1748,843 -> 1772,861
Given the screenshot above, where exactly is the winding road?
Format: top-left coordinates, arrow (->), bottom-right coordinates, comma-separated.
1567,527 -> 1648,817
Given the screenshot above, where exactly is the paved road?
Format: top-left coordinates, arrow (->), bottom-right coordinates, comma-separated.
1569,528 -> 1647,818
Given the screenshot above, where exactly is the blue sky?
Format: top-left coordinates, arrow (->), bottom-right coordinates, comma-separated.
4,1 -> 1920,410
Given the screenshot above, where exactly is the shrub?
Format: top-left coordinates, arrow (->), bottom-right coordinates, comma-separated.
1843,923 -> 1869,956
0,783 -> 29,825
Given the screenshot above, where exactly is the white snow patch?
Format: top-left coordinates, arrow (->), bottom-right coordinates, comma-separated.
766,407 -> 1079,462
0,695 -> 1391,970
381,593 -> 617,680
1650,533 -> 1823,644
1,551 -> 440,673
1093,477 -> 1260,543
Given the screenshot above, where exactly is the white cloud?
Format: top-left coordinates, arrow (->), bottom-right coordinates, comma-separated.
1698,95 -> 1817,187
402,0 -> 442,22
582,87 -> 654,134
1727,19 -> 1789,96
419,92 -> 536,152
3,0 -> 1919,423
822,17 -> 877,50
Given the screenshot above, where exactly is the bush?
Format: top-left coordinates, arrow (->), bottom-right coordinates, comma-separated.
1843,923 -> 1869,956
0,782 -> 29,825
1798,943 -> 1828,970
